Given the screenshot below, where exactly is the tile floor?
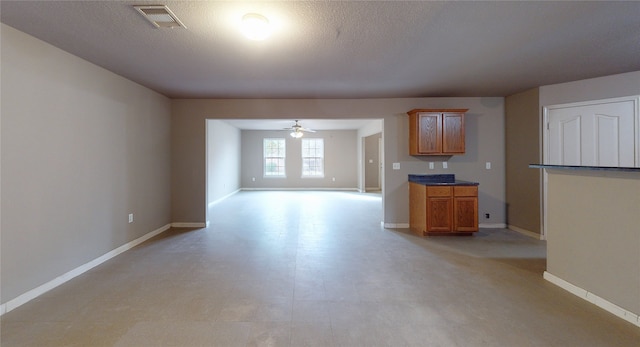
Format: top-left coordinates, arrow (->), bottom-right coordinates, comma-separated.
2,191 -> 639,346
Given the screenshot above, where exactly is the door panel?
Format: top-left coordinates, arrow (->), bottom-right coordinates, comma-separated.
595,114 -> 620,167
550,115 -> 581,165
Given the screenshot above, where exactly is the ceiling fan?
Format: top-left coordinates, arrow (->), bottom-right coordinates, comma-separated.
284,120 -> 316,138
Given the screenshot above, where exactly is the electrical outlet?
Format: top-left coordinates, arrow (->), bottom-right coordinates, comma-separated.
429,162 -> 435,170
332,177 -> 336,182
485,213 -> 490,219
442,162 -> 448,169
128,213 -> 134,223
392,163 -> 400,170
486,162 -> 492,170
252,177 -> 256,182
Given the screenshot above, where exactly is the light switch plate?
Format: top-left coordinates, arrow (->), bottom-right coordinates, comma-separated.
392,162 -> 400,170
486,162 -> 491,170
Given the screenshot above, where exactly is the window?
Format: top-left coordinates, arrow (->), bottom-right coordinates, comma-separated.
302,138 -> 324,177
264,138 -> 286,177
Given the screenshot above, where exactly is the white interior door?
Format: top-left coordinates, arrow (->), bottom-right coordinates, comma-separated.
546,97 -> 638,167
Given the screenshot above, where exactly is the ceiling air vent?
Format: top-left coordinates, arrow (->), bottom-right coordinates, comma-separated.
134,5 -> 186,29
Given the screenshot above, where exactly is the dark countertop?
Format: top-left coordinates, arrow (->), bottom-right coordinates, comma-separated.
529,164 -> 640,173
408,174 -> 479,186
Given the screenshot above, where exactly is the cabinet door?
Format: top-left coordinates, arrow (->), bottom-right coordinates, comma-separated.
427,197 -> 452,232
417,113 -> 442,154
454,197 -> 478,232
442,113 -> 465,154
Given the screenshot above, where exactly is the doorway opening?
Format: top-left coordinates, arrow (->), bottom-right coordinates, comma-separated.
205,119 -> 384,227
362,132 -> 382,192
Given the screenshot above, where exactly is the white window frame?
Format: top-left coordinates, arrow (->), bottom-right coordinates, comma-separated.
263,138 -> 286,177
301,138 -> 324,178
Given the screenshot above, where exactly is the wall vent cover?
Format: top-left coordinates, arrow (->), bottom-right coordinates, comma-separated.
133,5 -> 186,29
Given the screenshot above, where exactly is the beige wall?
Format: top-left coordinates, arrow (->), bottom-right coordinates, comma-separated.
241,130 -> 358,189
540,71 -> 640,107
171,97 -> 505,227
1,24 -> 172,303
206,120 -> 241,208
505,88 -> 541,235
546,170 -> 640,315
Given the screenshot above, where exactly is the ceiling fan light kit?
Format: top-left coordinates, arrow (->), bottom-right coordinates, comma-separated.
285,120 -> 315,138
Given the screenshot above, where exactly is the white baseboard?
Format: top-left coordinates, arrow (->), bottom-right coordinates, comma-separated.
479,223 -> 507,229
207,189 -> 240,208
171,222 -> 207,228
382,222 -> 410,228
543,271 -> 640,327
0,223 -> 171,316
241,187 -> 359,191
508,224 -> 544,240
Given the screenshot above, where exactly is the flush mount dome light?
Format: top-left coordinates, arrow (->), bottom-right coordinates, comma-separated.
241,13 -> 271,40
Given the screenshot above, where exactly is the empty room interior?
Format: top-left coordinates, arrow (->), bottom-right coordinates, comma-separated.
2,1 -> 640,346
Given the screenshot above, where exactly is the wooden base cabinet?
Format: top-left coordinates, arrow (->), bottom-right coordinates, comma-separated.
409,182 -> 478,236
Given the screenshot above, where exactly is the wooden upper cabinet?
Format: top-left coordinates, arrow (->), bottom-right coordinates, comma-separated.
408,109 -> 468,155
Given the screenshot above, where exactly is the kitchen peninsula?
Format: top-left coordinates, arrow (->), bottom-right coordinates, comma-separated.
530,164 -> 640,327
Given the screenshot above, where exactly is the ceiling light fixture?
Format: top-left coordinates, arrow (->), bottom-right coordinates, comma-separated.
241,13 -> 271,40
285,120 -> 315,138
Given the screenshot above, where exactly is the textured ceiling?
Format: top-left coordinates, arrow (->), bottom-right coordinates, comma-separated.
1,0 -> 639,100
